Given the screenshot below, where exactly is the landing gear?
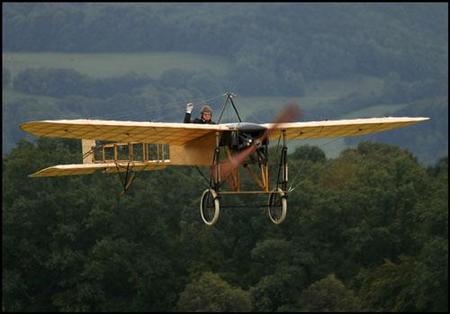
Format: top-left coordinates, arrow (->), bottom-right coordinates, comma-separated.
199,131 -> 222,226
198,93 -> 292,226
268,188 -> 287,224
200,189 -> 220,226
268,129 -> 288,224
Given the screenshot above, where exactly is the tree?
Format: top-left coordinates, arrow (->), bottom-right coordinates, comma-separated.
176,272 -> 252,312
298,273 -> 361,312
13,68 -> 89,97
3,138 -> 181,311
250,266 -> 307,312
356,257 -> 421,312
291,145 -> 326,163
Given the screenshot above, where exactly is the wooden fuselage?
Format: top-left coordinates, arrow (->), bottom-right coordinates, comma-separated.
171,122 -> 267,166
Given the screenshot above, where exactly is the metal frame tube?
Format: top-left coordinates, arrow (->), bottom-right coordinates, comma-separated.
282,130 -> 288,191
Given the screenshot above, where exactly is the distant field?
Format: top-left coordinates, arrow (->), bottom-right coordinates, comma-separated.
3,88 -> 59,104
3,52 -> 233,78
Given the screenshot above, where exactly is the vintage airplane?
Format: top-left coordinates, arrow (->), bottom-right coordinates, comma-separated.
20,92 -> 429,226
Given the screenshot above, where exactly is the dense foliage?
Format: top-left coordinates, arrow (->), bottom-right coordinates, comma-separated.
3,139 -> 448,311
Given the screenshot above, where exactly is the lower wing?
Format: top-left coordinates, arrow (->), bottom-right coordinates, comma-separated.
29,160 -> 169,177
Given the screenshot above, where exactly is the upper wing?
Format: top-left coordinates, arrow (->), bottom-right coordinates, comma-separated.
263,117 -> 429,140
20,119 -> 227,145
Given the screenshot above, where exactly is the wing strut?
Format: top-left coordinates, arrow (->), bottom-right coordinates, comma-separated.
115,162 -> 137,195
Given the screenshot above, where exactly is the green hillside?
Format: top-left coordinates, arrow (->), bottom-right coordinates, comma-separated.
3,52 -> 233,78
2,3 -> 447,163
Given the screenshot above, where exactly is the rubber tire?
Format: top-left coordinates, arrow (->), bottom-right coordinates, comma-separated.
268,187 -> 287,224
200,189 -> 220,226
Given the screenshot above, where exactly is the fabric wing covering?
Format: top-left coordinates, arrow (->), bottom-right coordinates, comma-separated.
29,161 -> 168,177
20,120 -> 227,145
263,117 -> 429,140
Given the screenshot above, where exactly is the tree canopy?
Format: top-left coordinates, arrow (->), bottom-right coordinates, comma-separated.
3,139 -> 448,311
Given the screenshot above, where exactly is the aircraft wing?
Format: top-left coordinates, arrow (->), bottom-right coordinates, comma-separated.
263,117 -> 429,140
29,160 -> 169,177
20,119 -> 228,145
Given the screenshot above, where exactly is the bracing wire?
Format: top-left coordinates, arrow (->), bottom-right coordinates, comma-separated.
83,93 -> 225,122
287,137 -> 343,192
194,165 -> 211,187
131,93 -> 224,121
287,131 -> 379,192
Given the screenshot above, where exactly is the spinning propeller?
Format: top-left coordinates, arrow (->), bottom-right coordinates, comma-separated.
214,102 -> 302,181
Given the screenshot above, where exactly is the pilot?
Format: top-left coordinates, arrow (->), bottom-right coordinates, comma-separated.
184,103 -> 216,124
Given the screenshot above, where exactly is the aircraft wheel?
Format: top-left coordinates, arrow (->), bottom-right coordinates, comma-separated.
200,189 -> 220,226
268,188 -> 287,224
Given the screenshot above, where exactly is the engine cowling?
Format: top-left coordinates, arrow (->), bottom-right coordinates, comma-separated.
220,122 -> 268,151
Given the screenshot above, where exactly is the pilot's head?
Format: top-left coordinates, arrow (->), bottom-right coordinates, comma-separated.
201,104 -> 212,122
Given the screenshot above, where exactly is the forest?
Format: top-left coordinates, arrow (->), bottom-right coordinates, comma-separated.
2,3 -> 448,312
3,138 -> 448,311
3,3 -> 447,82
